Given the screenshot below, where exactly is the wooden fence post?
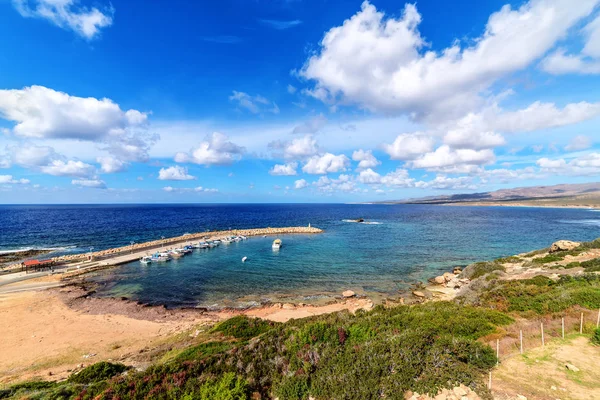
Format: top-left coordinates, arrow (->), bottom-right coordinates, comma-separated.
520,330 -> 523,354
562,317 -> 565,339
597,309 -> 599,328
496,339 -> 499,365
580,312 -> 584,334
541,323 -> 545,347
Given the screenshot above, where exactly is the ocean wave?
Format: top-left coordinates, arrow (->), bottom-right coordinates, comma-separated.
0,245 -> 77,255
559,219 -> 600,226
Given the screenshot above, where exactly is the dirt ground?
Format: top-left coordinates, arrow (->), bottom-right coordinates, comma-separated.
492,336 -> 600,400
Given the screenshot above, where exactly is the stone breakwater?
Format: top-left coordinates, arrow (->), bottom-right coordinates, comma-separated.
47,226 -> 323,265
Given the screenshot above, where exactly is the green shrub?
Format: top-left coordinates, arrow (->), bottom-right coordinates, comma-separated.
67,361 -> 129,384
196,373 -> 249,400
592,328 -> 600,346
466,262 -> 506,279
532,254 -> 564,264
175,341 -> 233,362
495,256 -> 521,264
274,375 -> 309,400
212,315 -> 278,340
580,258 -> 600,272
480,274 -> 600,314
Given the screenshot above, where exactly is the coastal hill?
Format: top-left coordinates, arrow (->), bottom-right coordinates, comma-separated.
377,182 -> 600,208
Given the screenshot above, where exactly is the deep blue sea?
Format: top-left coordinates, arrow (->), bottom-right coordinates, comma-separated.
1,204 -> 599,308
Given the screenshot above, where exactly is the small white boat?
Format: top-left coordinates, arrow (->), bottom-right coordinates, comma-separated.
151,252 -> 171,262
242,256 -> 247,262
272,239 -> 282,250
140,256 -> 152,264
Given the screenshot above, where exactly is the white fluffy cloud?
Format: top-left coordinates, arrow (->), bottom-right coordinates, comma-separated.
294,179 -> 308,189
12,0 -> 113,39
40,159 -> 96,178
269,162 -> 298,176
0,175 -> 30,184
409,145 -> 495,173
537,153 -> 600,175
10,145 -> 59,167
302,153 -> 350,174
175,132 -> 245,166
565,135 -> 593,151
382,133 -> 435,160
229,91 -> 279,114
71,178 -> 107,189
352,149 -> 380,170
97,156 -> 127,173
312,174 -> 358,193
415,175 -> 477,190
357,168 -> 382,184
0,86 -> 147,140
158,165 -> 196,181
541,14 -> 600,74
270,135 -> 319,160
301,0 -> 599,119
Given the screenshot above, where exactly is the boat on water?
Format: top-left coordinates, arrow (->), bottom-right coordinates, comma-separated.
272,239 -> 282,250
140,256 -> 152,264
169,249 -> 184,258
151,252 -> 170,262
242,256 -> 247,262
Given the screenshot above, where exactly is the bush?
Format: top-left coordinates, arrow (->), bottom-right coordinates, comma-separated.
68,361 -> 129,384
465,262 -> 506,279
175,341 -> 233,362
211,315 -> 278,340
532,254 -> 564,264
480,274 -> 600,314
274,375 -> 310,400
592,328 -> 600,346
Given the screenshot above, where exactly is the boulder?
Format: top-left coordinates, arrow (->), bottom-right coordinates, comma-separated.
549,240 -> 580,253
565,363 -> 579,372
412,291 -> 425,298
443,272 -> 456,282
453,266 -> 463,274
282,303 -> 295,310
516,395 -> 527,400
342,290 -> 356,298
433,276 -> 446,285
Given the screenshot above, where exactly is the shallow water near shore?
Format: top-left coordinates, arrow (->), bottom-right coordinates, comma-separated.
2,203 -> 600,308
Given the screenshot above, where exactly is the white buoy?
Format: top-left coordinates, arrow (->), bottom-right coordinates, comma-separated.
242,256 -> 247,262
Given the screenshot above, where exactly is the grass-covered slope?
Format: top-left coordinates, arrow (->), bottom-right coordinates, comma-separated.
2,303 -> 511,400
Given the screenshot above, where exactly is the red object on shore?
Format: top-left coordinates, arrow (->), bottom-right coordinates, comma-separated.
23,259 -> 54,272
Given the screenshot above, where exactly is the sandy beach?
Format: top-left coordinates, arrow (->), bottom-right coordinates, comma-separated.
0,278 -> 373,385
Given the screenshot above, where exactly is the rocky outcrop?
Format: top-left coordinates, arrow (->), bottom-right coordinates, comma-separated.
549,240 -> 580,253
342,290 -> 356,298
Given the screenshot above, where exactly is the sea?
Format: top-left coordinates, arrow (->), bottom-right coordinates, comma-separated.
1,204 -> 599,308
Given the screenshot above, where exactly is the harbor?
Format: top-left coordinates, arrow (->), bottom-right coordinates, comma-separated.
0,226 -> 322,290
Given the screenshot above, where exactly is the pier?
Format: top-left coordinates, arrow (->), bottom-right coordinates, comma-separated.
41,226 -> 322,267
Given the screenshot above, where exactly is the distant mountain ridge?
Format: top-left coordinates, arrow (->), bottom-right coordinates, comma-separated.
378,182 -> 600,207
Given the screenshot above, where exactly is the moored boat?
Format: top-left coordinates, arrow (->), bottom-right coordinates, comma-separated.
272,239 -> 282,250
140,256 -> 152,264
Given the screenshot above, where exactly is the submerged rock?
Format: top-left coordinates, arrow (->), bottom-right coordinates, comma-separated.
412,291 -> 425,298
549,240 -> 580,253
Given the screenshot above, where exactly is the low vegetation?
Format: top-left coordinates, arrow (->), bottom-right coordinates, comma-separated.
478,274 -> 600,315
4,303 -> 511,400
592,327 -> 600,346
464,261 -> 506,279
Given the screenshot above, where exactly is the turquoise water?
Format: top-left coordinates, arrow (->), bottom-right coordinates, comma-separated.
65,204 -> 600,308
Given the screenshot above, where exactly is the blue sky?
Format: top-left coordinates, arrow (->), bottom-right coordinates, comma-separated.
0,0 -> 599,203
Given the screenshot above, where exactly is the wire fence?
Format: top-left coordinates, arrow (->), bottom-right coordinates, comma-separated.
485,307 -> 600,389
